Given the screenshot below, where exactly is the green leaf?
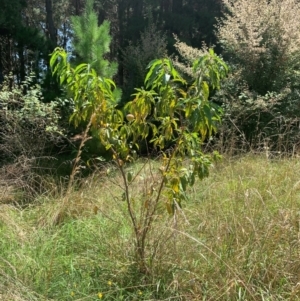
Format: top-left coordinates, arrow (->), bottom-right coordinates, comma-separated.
201,81 -> 209,101
180,175 -> 188,191
171,178 -> 180,193
203,104 -> 212,131
145,59 -> 161,86
127,171 -> 133,183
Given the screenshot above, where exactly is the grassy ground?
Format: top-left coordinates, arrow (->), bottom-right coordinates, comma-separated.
1,154 -> 300,300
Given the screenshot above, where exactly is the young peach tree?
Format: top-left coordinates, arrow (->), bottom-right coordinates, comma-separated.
50,48 -> 228,273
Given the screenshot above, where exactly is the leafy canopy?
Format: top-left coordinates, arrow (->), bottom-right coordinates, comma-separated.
50,46 -> 228,209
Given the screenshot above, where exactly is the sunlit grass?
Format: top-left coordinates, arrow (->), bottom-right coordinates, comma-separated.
1,155 -> 300,300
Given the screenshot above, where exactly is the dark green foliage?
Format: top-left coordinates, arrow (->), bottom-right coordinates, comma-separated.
160,0 -> 221,48
0,0 -> 26,31
0,0 -> 46,82
121,22 -> 168,102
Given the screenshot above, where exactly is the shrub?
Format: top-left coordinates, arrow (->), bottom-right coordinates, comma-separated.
212,87 -> 300,154
172,34 -> 209,80
213,0 -> 300,152
121,22 -> 168,101
0,75 -> 63,199
216,0 -> 300,95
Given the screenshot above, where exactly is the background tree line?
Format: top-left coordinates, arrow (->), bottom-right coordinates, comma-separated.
0,0 -> 221,90
1,0 -> 300,185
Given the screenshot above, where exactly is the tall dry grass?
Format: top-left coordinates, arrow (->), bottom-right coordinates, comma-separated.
1,155 -> 300,300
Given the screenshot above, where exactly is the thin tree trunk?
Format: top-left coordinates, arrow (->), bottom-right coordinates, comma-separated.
18,45 -> 25,84
73,0 -> 82,15
45,0 -> 57,47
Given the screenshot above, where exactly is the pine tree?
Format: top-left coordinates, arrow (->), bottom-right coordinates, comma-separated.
71,0 -> 117,79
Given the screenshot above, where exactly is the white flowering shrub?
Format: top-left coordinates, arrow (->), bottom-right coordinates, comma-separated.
213,0 -> 300,152
217,0 -> 300,95
172,35 -> 209,79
